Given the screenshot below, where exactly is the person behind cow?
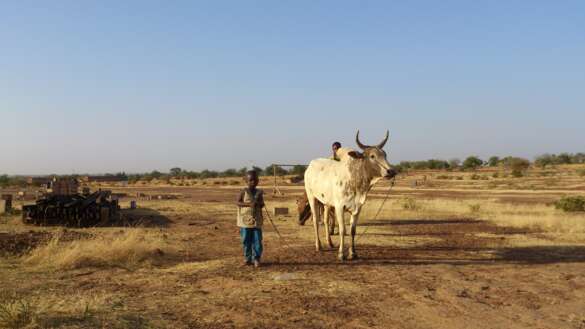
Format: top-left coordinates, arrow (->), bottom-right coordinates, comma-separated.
331,141 -> 342,161
236,170 -> 265,267
296,141 -> 342,235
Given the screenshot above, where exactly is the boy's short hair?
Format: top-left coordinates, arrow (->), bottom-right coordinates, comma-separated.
246,170 -> 259,178
332,142 -> 341,148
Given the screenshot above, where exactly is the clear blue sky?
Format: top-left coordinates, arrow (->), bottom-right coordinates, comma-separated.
1,1 -> 584,175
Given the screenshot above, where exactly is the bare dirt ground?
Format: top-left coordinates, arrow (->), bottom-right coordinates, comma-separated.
2,183 -> 585,328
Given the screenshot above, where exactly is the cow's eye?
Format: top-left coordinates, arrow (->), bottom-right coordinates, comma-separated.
370,155 -> 375,159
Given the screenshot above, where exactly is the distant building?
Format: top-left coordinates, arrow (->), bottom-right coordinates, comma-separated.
26,176 -> 53,187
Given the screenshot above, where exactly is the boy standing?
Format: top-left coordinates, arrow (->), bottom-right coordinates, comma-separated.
237,170 -> 265,267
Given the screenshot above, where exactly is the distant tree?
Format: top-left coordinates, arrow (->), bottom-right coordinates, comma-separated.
573,153 -> 585,164
535,154 -> 554,168
426,159 -> 450,170
462,156 -> 484,170
170,167 -> 182,177
238,167 -> 248,176
199,170 -> 218,179
221,168 -> 238,177
290,165 -> 307,176
448,158 -> 461,169
557,153 -> 572,164
487,156 -> 500,167
399,161 -> 412,170
508,157 -> 530,173
150,170 -> 163,179
265,165 -> 287,176
184,171 -> 200,179
0,175 -> 9,188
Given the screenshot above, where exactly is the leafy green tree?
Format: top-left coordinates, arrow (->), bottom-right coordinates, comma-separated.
265,165 -> 287,176
426,159 -> 450,170
290,165 -> 307,176
462,156 -> 484,170
199,170 -> 218,179
150,170 -> 163,179
557,153 -> 572,164
170,167 -> 182,177
487,156 -> 500,167
220,169 -> 238,177
0,175 -> 9,188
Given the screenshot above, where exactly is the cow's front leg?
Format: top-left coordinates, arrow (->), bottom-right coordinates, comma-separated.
335,206 -> 346,260
323,205 -> 334,248
348,211 -> 360,260
307,196 -> 322,251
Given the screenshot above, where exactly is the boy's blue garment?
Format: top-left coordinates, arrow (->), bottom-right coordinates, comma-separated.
240,227 -> 263,262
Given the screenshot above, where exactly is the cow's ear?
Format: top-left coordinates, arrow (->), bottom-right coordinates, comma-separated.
347,151 -> 364,159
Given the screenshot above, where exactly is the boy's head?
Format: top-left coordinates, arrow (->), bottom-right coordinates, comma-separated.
245,170 -> 259,189
332,142 -> 341,152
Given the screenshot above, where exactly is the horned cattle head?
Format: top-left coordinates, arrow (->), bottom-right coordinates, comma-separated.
350,130 -> 397,179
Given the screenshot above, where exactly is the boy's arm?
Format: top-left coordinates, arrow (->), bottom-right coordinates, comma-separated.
257,192 -> 265,208
236,190 -> 252,207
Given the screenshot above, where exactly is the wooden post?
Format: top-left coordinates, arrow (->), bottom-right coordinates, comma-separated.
273,164 -> 277,195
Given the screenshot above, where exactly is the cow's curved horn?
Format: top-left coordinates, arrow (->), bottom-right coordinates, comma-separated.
356,130 -> 369,150
377,130 -> 389,149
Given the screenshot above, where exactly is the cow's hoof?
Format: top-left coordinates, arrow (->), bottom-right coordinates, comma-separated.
315,245 -> 322,252
327,241 -> 334,248
348,253 -> 358,260
338,253 -> 346,261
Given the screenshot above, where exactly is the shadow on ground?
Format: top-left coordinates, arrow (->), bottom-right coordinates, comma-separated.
263,217 -> 585,268
117,208 -> 173,227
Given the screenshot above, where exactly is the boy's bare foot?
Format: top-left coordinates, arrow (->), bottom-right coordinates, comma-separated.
253,260 -> 261,268
243,260 -> 252,266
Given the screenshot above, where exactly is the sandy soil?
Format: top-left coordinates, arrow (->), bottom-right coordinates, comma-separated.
1,186 -> 585,328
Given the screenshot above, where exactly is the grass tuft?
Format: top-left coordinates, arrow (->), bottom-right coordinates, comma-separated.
24,229 -> 174,270
0,292 -> 33,329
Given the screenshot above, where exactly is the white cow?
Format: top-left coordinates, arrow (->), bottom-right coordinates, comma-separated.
304,131 -> 397,260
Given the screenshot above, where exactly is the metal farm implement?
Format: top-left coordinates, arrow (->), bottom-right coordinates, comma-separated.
22,189 -> 119,227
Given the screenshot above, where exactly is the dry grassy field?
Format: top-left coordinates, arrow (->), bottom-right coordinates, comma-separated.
1,165 -> 585,328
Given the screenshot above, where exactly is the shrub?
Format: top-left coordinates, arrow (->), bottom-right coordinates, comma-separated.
577,169 -> 585,177
511,170 -> 523,178
436,175 -> 450,180
554,196 -> 585,212
402,198 -> 420,211
456,176 -> 463,180
468,204 -> 481,213
470,174 -> 481,180
492,172 -> 499,178
0,293 -> 33,329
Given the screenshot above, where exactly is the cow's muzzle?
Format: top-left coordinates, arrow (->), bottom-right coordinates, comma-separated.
385,169 -> 398,179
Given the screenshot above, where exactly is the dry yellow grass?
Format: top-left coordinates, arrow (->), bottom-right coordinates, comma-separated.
357,197 -> 585,233
24,229 -> 175,270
